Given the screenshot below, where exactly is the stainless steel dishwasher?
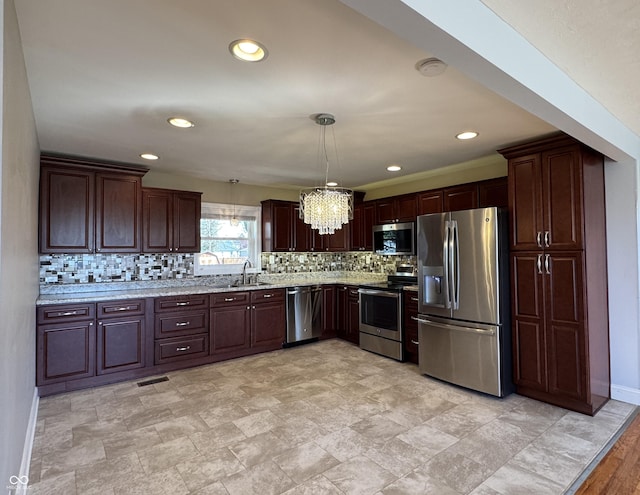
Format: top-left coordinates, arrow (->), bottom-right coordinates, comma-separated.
286,286 -> 322,345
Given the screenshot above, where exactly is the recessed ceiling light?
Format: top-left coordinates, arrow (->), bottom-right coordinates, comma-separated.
229,39 -> 268,62
167,117 -> 194,128
456,131 -> 479,140
140,153 -> 159,160
326,181 -> 338,187
386,165 -> 402,172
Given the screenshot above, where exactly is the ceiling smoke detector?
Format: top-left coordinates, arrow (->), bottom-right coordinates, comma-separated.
415,57 -> 448,77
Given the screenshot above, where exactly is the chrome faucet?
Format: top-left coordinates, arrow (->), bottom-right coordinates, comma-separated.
242,259 -> 252,284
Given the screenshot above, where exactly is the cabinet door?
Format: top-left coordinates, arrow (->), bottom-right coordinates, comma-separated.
210,305 -> 251,355
142,189 -> 172,253
417,190 -> 443,216
403,293 -> 420,364
37,321 -> 96,385
350,205 -> 365,251
95,173 -> 142,253
97,317 -> 145,375
272,202 -> 294,252
251,301 -> 286,348
375,198 -> 397,224
326,223 -> 350,251
39,166 -> 95,253
361,203 -> 375,251
292,204 -> 310,252
347,289 -> 360,344
336,286 -> 349,339
321,285 -> 336,339
395,194 -> 417,222
541,147 -> 583,250
509,154 -> 543,250
443,184 -> 478,212
545,252 -> 586,401
511,252 -> 547,391
478,177 -> 508,208
173,192 -> 201,252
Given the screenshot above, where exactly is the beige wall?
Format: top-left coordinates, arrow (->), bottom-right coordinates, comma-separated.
143,153 -> 507,206
0,0 -> 40,485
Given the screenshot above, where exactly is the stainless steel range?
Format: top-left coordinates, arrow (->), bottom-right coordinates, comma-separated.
358,271 -> 417,361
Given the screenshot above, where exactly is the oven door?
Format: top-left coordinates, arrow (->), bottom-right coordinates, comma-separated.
358,289 -> 402,341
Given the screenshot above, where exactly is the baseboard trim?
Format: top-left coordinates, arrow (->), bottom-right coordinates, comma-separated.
16,388 -> 38,495
611,384 -> 640,405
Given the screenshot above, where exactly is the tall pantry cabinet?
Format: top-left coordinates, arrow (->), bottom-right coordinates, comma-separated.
499,133 -> 610,415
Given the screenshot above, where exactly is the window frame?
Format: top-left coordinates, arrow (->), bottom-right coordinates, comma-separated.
194,202 -> 262,276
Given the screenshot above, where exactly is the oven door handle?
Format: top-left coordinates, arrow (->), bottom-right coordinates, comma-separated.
358,289 -> 400,299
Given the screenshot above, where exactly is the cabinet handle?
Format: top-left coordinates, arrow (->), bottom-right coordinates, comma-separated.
247,306 -> 251,310
262,294 -> 273,298
224,297 -> 235,302
544,254 -> 551,274
176,346 -> 191,352
411,340 -> 419,345
536,231 -> 543,248
410,297 -> 419,302
537,254 -> 543,274
58,311 -> 78,316
112,306 -> 130,312
176,302 -> 190,306
350,291 -> 358,296
544,231 -> 550,248
252,306 -> 256,309
175,322 -> 190,327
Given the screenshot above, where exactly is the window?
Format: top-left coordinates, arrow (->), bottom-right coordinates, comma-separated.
194,202 -> 261,276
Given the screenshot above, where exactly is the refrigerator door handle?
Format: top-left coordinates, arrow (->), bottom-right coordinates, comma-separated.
443,221 -> 452,309
452,220 -> 460,310
416,316 -> 496,336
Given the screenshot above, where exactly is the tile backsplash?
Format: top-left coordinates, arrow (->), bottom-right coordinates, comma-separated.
40,252 -> 416,285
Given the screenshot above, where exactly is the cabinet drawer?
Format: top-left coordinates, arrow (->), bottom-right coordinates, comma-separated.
251,288 -> 285,304
155,335 -> 209,364
211,291 -> 250,307
37,303 -> 95,324
97,299 -> 145,318
155,310 -> 209,338
154,294 -> 209,312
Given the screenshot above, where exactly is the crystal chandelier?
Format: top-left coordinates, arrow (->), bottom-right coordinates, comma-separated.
299,113 -> 354,235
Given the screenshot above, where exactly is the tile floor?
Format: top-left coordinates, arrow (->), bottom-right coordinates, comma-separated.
28,339 -> 635,494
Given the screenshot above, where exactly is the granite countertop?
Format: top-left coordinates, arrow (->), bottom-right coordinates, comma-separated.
36,273 -> 388,305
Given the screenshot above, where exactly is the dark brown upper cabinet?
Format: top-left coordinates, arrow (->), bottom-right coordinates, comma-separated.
477,177 -> 508,209
417,190 -> 444,216
375,193 -> 417,224
261,199 -> 310,252
443,183 -> 478,212
39,155 -> 147,254
142,188 -> 202,253
350,202 -> 375,251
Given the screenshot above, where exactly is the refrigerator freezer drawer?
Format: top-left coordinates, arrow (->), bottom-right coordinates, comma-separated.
418,317 -> 504,397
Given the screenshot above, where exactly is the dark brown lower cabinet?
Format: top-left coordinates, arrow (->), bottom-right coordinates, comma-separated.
337,285 -> 360,344
37,320 -> 96,385
210,289 -> 285,357
97,316 -> 145,374
321,285 -> 336,339
511,251 -> 608,414
210,304 -> 251,355
403,292 -> 419,364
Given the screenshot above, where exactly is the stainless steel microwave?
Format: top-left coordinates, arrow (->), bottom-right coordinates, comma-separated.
373,222 -> 415,255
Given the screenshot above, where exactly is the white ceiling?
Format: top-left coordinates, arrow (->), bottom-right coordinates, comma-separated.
14,0 -> 561,189
481,0 -> 640,140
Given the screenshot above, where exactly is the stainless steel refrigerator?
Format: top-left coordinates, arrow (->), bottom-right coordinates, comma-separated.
416,207 -> 512,397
